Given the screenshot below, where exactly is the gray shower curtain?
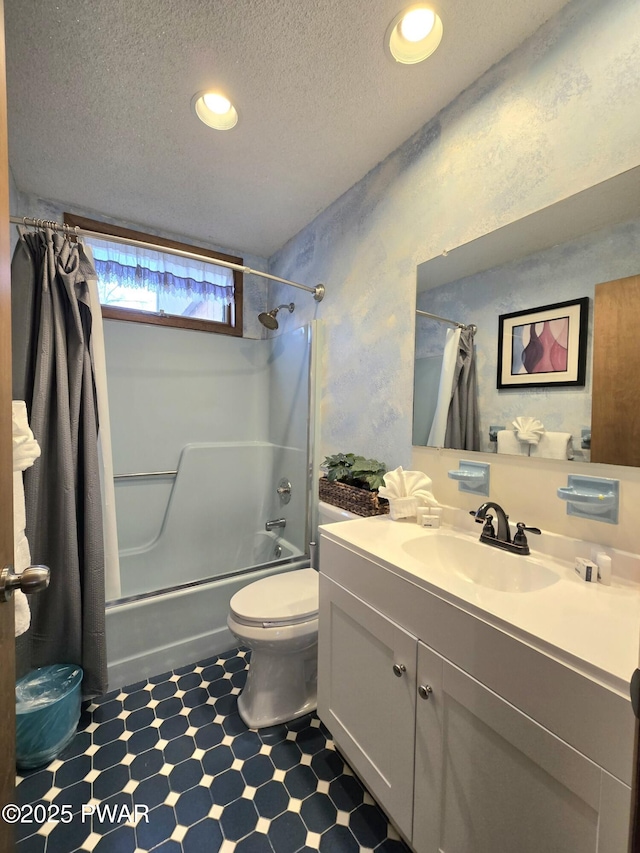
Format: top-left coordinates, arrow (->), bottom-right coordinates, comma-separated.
444,326 -> 480,451
12,227 -> 107,698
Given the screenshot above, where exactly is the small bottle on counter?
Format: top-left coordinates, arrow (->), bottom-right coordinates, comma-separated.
417,506 -> 442,528
595,552 -> 612,586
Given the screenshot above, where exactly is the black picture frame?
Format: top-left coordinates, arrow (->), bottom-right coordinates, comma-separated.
497,297 -> 589,389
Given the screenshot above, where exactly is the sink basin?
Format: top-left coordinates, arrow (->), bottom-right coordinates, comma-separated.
402,532 -> 560,593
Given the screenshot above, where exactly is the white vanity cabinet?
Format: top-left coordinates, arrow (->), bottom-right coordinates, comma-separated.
413,641 -> 630,853
318,575 -> 418,838
318,534 -> 634,853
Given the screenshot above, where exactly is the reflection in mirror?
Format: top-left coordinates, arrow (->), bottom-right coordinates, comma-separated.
413,167 -> 640,466
414,310 -> 479,451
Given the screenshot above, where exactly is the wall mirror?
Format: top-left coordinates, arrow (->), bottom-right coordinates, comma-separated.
413,166 -> 640,467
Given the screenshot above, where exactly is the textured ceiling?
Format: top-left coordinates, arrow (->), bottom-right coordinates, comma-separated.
5,0 -> 572,258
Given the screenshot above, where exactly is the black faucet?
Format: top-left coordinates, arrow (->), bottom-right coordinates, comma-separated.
470,502 -> 541,555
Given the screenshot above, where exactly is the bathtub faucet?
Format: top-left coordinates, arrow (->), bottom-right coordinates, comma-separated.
265,518 -> 286,532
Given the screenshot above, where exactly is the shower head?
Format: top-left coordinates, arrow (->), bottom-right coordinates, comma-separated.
258,302 -> 295,330
258,312 -> 278,330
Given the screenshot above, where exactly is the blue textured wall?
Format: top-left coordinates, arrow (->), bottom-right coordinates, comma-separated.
268,0 -> 640,471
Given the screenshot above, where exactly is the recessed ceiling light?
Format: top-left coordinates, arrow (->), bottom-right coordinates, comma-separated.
192,91 -> 238,130
386,4 -> 443,64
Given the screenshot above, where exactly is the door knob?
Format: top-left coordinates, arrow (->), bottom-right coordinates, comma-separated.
393,663 -> 407,677
1,565 -> 50,602
418,684 -> 433,700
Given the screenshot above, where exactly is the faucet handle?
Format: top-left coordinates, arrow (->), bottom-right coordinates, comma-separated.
481,514 -> 496,538
516,522 -> 541,535
513,522 -> 541,548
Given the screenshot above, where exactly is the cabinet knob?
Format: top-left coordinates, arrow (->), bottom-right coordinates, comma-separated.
418,684 -> 433,700
392,663 -> 406,677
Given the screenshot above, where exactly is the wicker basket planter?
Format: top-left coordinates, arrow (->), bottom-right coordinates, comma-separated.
319,476 -> 389,517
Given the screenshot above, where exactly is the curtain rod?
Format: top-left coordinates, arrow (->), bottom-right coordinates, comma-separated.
416,308 -> 468,329
10,215 -> 326,302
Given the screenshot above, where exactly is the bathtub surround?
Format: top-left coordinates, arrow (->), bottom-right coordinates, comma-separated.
104,321 -> 312,596
102,320 -> 315,685
11,227 -> 107,698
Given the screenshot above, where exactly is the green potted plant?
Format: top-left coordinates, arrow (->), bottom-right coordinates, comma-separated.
319,453 -> 389,516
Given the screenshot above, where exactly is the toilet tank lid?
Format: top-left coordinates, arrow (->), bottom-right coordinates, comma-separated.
318,500 -> 359,523
230,568 -> 319,626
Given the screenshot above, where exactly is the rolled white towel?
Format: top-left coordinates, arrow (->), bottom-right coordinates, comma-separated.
496,430 -> 530,456
379,466 -> 438,506
530,432 -> 574,460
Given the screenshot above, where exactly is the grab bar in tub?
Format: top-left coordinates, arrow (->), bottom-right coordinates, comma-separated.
113,470 -> 177,480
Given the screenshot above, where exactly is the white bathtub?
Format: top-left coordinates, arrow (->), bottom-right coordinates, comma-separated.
108,441 -> 310,688
115,441 -> 307,598
106,550 -> 307,689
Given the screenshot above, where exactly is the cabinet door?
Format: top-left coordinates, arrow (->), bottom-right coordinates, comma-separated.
413,642 -> 629,853
318,575 -> 417,839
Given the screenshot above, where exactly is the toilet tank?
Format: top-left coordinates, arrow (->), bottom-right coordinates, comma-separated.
318,500 -> 359,525
312,501 -> 359,569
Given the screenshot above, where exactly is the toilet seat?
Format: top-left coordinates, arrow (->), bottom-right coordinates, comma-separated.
229,568 -> 318,628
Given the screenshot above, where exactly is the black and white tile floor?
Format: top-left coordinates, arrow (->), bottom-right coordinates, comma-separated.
15,648 -> 410,853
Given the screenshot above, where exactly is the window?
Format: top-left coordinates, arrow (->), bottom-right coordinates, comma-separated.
64,214 -> 243,336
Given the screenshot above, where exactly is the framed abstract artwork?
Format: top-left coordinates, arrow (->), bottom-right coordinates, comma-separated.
497,297 -> 589,388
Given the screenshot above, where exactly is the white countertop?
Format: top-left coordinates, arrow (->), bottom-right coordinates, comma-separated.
320,515 -> 640,697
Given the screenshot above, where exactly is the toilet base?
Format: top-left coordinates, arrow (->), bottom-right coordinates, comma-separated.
236,642 -> 318,729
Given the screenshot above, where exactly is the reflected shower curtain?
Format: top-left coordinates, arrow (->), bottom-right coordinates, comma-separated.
444,326 -> 480,451
427,327 -> 461,446
12,226 -> 107,697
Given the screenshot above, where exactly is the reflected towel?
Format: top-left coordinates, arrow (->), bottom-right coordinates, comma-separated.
530,432 -> 574,460
496,430 -> 530,456
512,417 -> 545,445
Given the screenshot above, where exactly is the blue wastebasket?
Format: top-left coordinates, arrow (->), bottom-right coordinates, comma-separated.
16,665 -> 83,770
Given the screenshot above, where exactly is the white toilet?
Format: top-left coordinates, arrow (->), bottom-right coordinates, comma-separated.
227,501 -> 357,728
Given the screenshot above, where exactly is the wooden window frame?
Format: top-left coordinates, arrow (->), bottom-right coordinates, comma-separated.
64,214 -> 244,337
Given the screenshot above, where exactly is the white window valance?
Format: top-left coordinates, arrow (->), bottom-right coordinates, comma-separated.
86,236 -> 235,304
